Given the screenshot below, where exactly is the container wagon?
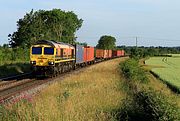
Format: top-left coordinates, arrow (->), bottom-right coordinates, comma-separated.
75,45 -> 94,67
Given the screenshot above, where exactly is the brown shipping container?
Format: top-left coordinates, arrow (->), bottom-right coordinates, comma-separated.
83,46 -> 94,62
104,50 -> 109,58
112,50 -> 117,57
96,49 -> 103,58
121,50 -> 125,56
96,49 -> 109,59
108,50 -> 112,58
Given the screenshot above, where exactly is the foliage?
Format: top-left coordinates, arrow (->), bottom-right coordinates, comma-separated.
9,9 -> 83,47
0,46 -> 30,77
96,35 -> 116,49
120,59 -> 148,83
116,89 -> 180,121
118,46 -> 180,59
0,46 -> 29,65
75,41 -> 87,46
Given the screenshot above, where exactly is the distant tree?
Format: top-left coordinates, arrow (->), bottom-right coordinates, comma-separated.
96,35 -> 116,49
9,9 -> 83,47
76,42 -> 88,46
3,44 -> 9,48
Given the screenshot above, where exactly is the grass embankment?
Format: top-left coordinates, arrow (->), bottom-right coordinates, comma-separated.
118,59 -> 180,121
0,58 -> 127,121
0,62 -> 31,78
145,57 -> 180,92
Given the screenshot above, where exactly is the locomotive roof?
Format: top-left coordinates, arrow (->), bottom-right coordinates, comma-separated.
34,40 -> 74,47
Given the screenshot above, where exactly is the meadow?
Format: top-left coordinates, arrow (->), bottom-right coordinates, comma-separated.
145,56 -> 180,92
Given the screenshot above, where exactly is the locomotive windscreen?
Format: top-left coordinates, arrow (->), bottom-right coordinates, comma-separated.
44,47 -> 54,55
32,47 -> 42,54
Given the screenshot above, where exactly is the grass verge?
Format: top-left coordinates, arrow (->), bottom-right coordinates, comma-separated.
0,58 -> 127,121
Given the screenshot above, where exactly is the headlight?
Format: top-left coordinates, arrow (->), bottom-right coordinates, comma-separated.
48,61 -> 54,65
30,61 -> 36,65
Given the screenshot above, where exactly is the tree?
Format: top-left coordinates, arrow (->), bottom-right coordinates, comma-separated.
96,35 -> 116,49
9,9 -> 83,47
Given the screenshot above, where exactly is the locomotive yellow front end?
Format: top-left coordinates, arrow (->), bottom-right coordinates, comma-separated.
30,40 -> 58,75
30,44 -> 55,67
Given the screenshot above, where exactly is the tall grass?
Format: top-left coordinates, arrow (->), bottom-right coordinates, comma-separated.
0,58 -> 127,121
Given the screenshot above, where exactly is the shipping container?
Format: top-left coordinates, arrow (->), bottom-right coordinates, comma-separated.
112,50 -> 117,57
117,50 -> 121,57
96,49 -> 103,59
112,50 -> 125,57
121,50 -> 125,56
108,50 -> 112,58
75,45 -> 84,64
96,49 -> 110,59
83,46 -> 94,62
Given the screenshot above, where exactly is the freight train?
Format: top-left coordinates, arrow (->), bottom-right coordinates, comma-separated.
30,40 -> 125,76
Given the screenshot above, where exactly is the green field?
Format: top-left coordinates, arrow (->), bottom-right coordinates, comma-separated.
145,56 -> 180,92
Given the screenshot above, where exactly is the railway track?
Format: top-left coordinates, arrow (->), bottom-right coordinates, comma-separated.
0,78 -> 51,104
0,72 -> 32,81
0,64 -> 89,105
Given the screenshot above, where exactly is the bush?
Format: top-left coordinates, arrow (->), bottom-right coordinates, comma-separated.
135,90 -> 180,121
0,46 -> 29,65
120,59 -> 148,83
116,89 -> 180,121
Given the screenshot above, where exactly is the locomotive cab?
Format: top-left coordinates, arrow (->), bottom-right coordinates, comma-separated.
30,45 -> 55,66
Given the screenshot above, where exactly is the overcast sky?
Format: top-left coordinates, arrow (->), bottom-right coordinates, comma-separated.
1,0 -> 180,46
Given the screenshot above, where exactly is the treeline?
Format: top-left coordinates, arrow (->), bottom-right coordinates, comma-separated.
0,45 -> 29,65
118,46 -> 180,59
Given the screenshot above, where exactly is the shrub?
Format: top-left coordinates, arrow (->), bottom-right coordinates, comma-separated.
120,59 -> 148,83
113,89 -> 180,121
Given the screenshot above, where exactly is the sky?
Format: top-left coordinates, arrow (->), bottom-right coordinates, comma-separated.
1,0 -> 180,47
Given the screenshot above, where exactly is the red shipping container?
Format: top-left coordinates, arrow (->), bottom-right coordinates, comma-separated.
83,46 -> 94,62
118,50 -> 121,57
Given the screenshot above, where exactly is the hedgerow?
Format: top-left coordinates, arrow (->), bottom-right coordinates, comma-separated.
116,59 -> 180,121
